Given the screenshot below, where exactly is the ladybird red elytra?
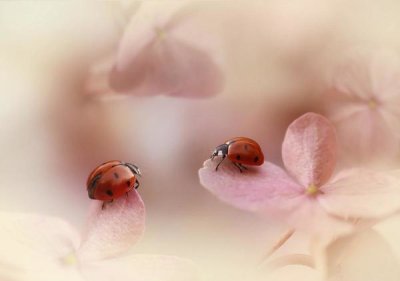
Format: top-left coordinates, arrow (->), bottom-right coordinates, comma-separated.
87,160 -> 141,209
210,137 -> 264,172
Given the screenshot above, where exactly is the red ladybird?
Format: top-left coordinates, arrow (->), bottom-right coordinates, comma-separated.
87,160 -> 141,208
210,137 -> 264,172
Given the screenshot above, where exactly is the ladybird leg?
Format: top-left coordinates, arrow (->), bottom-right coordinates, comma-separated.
233,162 -> 243,173
102,199 -> 114,210
215,155 -> 226,171
134,179 -> 140,189
238,163 -> 248,170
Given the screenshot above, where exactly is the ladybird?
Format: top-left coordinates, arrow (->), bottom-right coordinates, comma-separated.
87,160 -> 141,208
210,137 -> 264,172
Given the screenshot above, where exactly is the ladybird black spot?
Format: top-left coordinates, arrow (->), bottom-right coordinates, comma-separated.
236,155 -> 241,160
254,156 -> 259,163
113,172 -> 119,179
126,180 -> 131,187
106,190 -> 113,196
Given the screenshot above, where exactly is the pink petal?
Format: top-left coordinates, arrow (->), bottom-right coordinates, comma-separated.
335,108 -> 399,162
379,106 -> 400,139
78,190 -> 145,262
83,255 -> 199,281
113,1 -> 190,72
110,35 -> 224,98
199,159 -> 303,213
282,112 -> 337,188
330,52 -> 374,101
280,196 -> 353,246
328,49 -> 400,102
319,169 -> 400,219
109,2 -> 167,92
359,49 -> 400,102
109,1 -> 224,98
319,230 -> 400,281
150,37 -> 224,98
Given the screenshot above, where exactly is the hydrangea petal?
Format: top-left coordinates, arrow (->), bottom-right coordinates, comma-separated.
0,213 -> 80,264
330,51 -> 375,101
78,190 -> 145,262
338,108 -> 398,162
113,1 -> 187,72
282,113 -> 337,187
368,51 -> 400,102
109,1 -> 224,98
0,213 -> 81,281
199,159 -> 303,212
281,196 -> 353,246
328,49 -> 400,102
379,105 -> 400,139
109,2 -> 167,92
326,50 -> 400,161
12,266 -> 86,281
83,255 -> 200,281
111,35 -> 224,97
319,169 -> 400,219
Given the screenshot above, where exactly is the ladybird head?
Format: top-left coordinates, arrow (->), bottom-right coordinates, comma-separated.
125,162 -> 142,177
211,143 -> 228,160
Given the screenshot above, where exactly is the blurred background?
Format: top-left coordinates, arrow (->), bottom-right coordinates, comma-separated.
1,1 -> 400,280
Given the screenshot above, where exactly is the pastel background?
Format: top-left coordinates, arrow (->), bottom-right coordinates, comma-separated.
1,1 -> 400,280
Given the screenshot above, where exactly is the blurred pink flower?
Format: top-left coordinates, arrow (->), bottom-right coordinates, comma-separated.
0,191 -> 198,281
89,1 -> 224,98
325,50 -> 400,163
199,113 -> 400,245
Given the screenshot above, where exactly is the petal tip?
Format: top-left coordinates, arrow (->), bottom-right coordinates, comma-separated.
79,191 -> 146,261
282,112 -> 337,187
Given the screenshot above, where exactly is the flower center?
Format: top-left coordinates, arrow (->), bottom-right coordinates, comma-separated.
368,99 -> 377,109
60,252 -> 78,266
155,27 -> 166,40
305,183 -> 319,196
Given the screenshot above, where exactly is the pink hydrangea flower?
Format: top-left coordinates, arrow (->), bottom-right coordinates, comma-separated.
325,49 -> 400,163
199,113 -> 400,245
88,1 -> 224,98
0,191 -> 198,281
